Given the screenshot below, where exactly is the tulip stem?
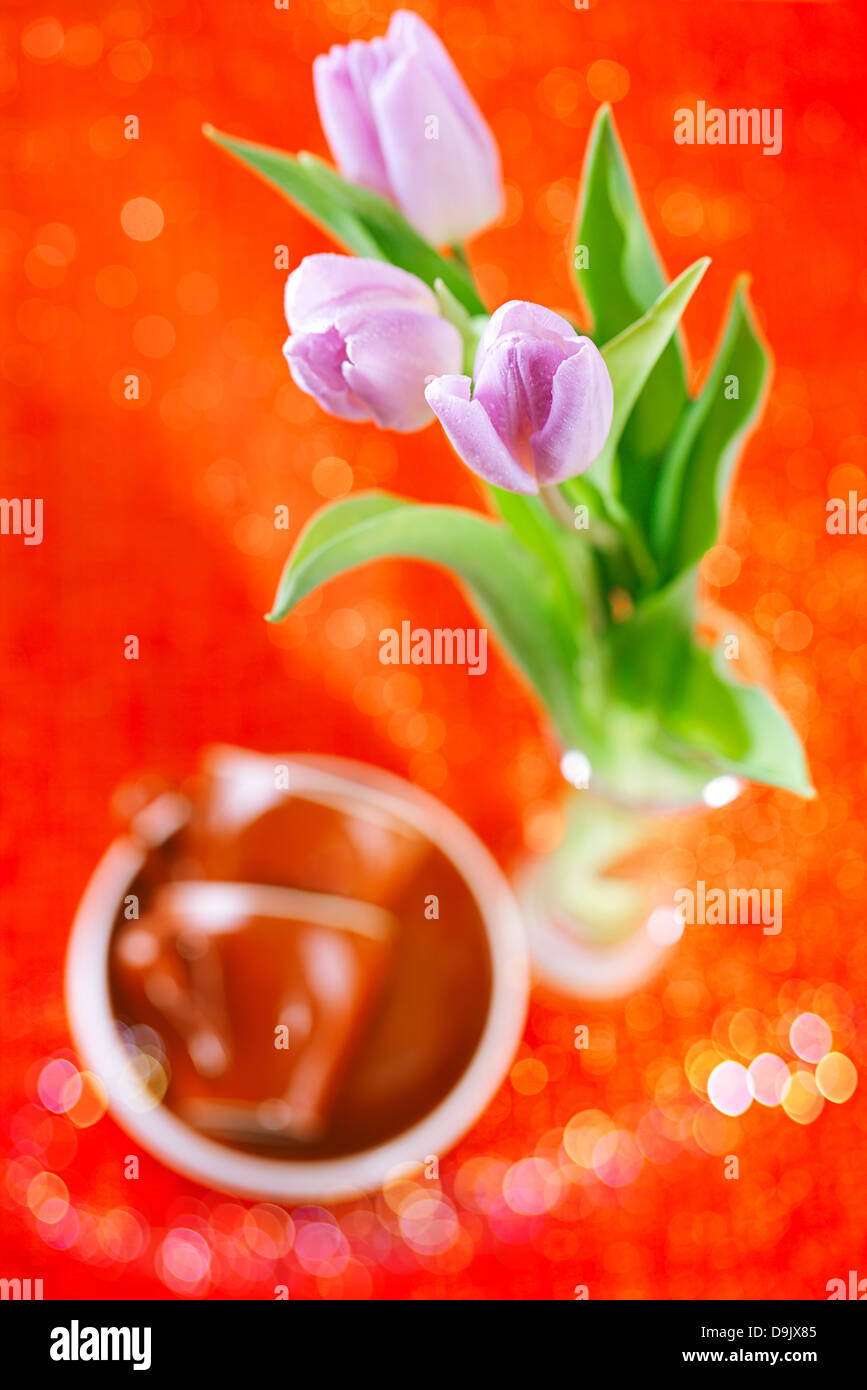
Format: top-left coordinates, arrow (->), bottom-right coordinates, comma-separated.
450,242 -> 472,275
610,504 -> 659,591
539,486 -> 607,638
562,477 -> 658,593
538,482 -> 576,531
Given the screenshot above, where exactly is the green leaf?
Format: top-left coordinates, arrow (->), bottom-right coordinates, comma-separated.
573,105 -> 689,490
669,644 -> 814,798
287,492 -> 398,571
295,154 -> 485,312
485,486 -> 614,712
204,126 -> 381,255
605,567 -> 699,709
650,278 -> 771,579
433,277 -> 487,375
590,256 -> 710,497
485,486 -> 570,583
203,126 -> 485,315
606,569 -> 813,797
268,492 -> 581,742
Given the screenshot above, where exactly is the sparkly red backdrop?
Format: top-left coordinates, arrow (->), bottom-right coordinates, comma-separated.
2,0 -> 866,1299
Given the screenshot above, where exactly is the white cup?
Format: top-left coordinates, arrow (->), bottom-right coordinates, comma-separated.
65,751 -> 529,1202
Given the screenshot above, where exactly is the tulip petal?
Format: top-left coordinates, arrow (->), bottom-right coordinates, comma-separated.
477,301 -> 580,362
426,375 -> 538,492
313,12 -> 502,244
387,11 -> 497,170
284,329 -> 369,422
473,334 -> 567,452
343,311 -> 462,432
313,47 -> 391,197
285,253 -> 437,331
371,54 -> 502,245
529,339 -> 614,485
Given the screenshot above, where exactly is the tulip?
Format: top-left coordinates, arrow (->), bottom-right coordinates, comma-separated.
283,253 -> 463,433
424,300 -> 614,494
313,11 -> 503,246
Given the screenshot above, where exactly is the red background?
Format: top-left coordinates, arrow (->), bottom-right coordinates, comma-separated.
2,0 -> 867,1298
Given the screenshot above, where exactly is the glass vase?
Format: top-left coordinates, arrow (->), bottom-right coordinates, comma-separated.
518,768 -> 741,1000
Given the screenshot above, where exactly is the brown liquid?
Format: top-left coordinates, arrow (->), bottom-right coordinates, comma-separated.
109,757 -> 492,1159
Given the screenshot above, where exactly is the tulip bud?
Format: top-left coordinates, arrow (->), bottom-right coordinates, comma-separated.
313,11 -> 503,246
425,300 -> 614,493
283,254 -> 463,433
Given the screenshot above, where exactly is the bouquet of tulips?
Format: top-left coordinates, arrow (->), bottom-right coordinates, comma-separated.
206,10 -> 812,807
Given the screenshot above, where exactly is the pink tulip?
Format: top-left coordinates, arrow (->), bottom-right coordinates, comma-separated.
425,301 -> 614,493
283,253 -> 463,433
313,11 -> 502,246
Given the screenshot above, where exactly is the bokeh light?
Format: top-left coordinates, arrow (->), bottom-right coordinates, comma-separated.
747,1052 -> 789,1107
707,1061 -> 753,1117
789,1012 -> 833,1063
815,1052 -> 857,1103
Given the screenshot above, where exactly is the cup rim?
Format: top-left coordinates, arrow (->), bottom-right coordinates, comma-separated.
65,750 -> 529,1202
